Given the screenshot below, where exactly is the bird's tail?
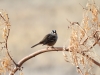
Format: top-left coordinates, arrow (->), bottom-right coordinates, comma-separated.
31,43 -> 40,48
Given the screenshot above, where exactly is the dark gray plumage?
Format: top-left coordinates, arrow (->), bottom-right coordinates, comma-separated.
31,30 -> 58,48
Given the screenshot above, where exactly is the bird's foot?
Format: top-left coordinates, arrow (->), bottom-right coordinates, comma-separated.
46,46 -> 56,50
51,46 -> 56,50
46,46 -> 49,50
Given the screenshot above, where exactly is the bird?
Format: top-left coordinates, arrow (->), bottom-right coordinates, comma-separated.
31,30 -> 58,48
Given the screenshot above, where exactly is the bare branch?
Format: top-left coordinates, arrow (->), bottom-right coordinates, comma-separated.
9,47 -> 100,75
9,47 -> 68,75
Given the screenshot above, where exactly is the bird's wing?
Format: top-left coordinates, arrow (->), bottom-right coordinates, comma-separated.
42,34 -> 56,45
39,34 -> 51,44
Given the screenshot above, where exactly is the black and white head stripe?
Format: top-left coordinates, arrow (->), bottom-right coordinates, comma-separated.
52,30 -> 56,34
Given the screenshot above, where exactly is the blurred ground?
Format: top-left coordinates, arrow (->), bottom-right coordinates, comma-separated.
0,0 -> 100,75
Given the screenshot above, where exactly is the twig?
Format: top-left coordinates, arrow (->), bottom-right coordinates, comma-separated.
0,13 -> 18,67
82,52 -> 100,67
5,28 -> 18,66
76,66 -> 84,75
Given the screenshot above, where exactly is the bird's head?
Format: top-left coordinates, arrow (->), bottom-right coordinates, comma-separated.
51,30 -> 57,35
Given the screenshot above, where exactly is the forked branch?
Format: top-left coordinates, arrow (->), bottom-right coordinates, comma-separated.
9,47 -> 100,75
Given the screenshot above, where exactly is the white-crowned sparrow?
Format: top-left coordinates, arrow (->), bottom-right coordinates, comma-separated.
31,30 -> 58,48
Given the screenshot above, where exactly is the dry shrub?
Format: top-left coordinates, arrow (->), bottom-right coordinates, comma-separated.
63,1 -> 100,75
0,10 -> 13,75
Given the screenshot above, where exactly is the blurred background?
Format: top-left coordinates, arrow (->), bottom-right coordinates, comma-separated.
0,0 -> 100,75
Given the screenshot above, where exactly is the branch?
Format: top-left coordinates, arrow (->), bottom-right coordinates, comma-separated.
5,29 -> 17,66
9,47 -> 100,75
9,47 -> 68,75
